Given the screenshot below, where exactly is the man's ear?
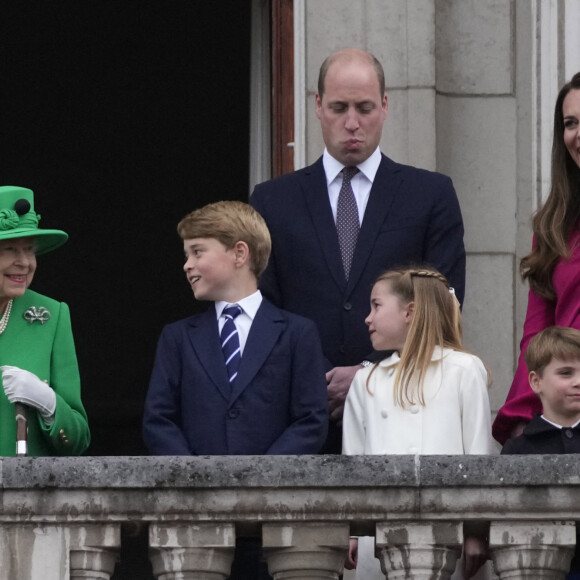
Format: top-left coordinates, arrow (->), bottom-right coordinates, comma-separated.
232,241 -> 250,267
315,93 -> 322,120
529,370 -> 542,395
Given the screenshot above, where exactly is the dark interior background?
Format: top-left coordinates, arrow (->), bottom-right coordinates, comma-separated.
1,6 -> 252,576
1,2 -> 252,455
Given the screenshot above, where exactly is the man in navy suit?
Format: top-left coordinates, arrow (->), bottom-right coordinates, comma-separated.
250,48 -> 465,453
143,201 -> 327,579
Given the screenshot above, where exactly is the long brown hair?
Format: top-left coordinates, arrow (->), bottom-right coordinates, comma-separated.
367,267 -> 466,407
520,72 -> 580,301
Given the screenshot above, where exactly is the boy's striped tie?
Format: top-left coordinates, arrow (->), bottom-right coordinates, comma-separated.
221,304 -> 242,383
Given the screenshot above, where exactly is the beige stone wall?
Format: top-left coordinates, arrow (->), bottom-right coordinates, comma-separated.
301,0 -> 575,422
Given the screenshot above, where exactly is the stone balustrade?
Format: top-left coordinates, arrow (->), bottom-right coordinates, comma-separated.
0,454 -> 578,579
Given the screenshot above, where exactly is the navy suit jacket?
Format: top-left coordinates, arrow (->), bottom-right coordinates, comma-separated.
250,154 -> 466,369
143,299 -> 328,455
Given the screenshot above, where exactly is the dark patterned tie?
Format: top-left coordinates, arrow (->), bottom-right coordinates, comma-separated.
221,304 -> 242,383
336,166 -> 360,280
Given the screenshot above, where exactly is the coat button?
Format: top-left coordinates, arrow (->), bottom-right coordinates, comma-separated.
565,429 -> 574,439
343,302 -> 352,311
409,405 -> 420,414
228,409 -> 239,419
381,409 -> 388,418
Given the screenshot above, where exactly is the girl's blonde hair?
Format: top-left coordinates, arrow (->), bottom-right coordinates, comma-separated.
368,266 -> 466,407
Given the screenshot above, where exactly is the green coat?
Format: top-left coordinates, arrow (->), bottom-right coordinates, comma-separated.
0,289 -> 90,456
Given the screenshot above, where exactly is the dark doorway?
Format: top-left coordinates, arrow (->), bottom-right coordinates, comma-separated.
0,2 -> 252,458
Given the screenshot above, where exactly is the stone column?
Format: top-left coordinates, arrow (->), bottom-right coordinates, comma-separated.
490,521 -> 576,579
69,524 -> 120,580
263,522 -> 349,579
375,521 -> 462,579
149,522 -> 235,580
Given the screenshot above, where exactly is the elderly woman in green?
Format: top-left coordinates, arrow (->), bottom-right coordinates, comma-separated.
0,186 -> 89,456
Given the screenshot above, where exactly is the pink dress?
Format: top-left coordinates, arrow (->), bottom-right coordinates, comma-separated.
493,229 -> 580,444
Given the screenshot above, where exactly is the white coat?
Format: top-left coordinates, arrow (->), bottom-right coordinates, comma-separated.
342,347 -> 495,580
343,347 -> 495,455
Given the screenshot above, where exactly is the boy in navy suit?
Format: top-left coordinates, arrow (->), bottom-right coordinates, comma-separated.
143,200 -> 328,455
143,200 -> 328,579
502,326 -> 580,578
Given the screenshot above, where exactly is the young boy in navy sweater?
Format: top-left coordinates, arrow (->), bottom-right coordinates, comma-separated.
502,325 -> 580,577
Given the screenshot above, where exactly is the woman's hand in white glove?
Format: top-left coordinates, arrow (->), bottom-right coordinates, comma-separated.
1,365 -> 56,424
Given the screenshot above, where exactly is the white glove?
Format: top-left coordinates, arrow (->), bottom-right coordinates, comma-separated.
1,365 -> 57,425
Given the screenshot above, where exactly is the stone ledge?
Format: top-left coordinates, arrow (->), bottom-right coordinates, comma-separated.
0,456 -> 579,526
2,455 -> 580,489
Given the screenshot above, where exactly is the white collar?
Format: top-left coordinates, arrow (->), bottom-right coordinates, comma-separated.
215,290 -> 262,321
322,147 -> 382,185
379,346 -> 450,369
540,415 -> 580,430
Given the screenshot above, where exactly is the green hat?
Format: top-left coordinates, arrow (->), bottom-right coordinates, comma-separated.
0,186 -> 68,255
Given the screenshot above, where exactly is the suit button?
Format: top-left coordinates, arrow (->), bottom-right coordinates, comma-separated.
228,409 -> 239,419
565,429 -> 574,439
343,302 -> 352,311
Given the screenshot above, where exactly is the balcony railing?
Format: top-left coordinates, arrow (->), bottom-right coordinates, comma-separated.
0,454 -> 578,579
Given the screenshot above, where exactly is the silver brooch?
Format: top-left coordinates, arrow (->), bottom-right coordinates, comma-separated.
23,306 -> 51,324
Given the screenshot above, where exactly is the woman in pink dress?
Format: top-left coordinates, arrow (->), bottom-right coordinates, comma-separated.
493,72 -> 580,444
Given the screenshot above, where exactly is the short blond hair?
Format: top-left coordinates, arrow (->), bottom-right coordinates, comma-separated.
177,201 -> 272,278
525,326 -> 580,376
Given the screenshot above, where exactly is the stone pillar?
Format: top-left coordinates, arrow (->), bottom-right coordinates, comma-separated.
262,522 -> 349,579
69,524 -> 120,580
375,521 -> 462,579
490,521 -> 576,579
149,522 -> 235,580
70,548 -> 118,580
0,522 -> 120,579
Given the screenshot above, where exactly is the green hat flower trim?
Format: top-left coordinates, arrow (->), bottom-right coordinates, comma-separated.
0,200 -> 40,232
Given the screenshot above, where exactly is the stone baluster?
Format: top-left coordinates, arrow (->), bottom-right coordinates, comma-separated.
263,522 -> 349,579
70,548 -> 119,580
149,522 -> 235,580
375,521 -> 462,579
69,524 -> 120,580
490,521 -> 576,579
0,522 -> 119,579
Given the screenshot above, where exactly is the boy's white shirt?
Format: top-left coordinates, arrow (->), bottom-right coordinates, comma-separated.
215,290 -> 262,355
342,347 -> 495,456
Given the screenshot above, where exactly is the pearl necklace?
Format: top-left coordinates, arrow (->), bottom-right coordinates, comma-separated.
0,299 -> 14,335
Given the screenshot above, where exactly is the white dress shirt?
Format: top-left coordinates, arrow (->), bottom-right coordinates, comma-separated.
215,290 -> 262,355
322,146 -> 382,224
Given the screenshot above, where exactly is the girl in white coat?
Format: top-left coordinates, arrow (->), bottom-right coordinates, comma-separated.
343,267 -> 494,580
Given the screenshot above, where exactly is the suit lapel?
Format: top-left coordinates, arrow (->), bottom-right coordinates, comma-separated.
186,307 -> 231,402
301,158 -> 347,290
347,155 -> 403,292
229,300 -> 285,404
